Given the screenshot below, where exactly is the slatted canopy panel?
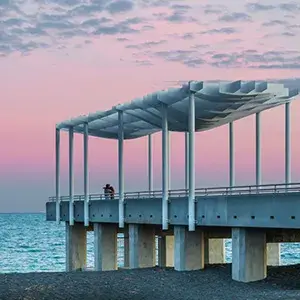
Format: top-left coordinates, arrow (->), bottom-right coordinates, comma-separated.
56,80 -> 299,139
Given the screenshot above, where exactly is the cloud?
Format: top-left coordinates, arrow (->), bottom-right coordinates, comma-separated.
279,2 -> 300,13
201,27 -> 238,35
106,0 -> 134,14
125,40 -> 167,49
246,3 -> 276,11
202,4 -> 226,15
262,20 -> 288,27
219,12 -> 252,22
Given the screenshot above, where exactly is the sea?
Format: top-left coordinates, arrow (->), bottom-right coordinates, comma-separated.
1,213 -> 300,273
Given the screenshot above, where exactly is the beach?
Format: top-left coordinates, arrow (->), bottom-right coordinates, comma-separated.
1,264 -> 300,300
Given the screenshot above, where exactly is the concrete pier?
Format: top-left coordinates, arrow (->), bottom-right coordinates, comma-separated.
66,222 -> 87,271
267,243 -> 281,266
232,228 -> 267,282
174,226 -> 205,271
94,223 -> 118,271
204,238 -> 225,264
129,224 -> 156,269
158,235 -> 174,267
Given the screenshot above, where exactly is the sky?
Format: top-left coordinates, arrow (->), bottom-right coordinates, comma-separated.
1,0 -> 300,212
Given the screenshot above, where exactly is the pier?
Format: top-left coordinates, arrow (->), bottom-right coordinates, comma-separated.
46,80 -> 299,283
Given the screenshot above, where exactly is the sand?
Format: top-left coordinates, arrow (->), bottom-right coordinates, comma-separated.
1,264 -> 300,300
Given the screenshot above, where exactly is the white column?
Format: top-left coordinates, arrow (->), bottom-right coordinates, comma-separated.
69,127 -> 74,226
229,122 -> 234,187
256,112 -> 261,186
55,128 -> 61,224
168,132 -> 171,190
118,110 -> 125,228
162,104 -> 169,230
285,102 -> 291,185
188,87 -> 196,231
185,132 -> 189,191
148,134 -> 153,192
83,123 -> 89,227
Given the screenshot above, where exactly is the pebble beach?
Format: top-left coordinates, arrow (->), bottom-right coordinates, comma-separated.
1,264 -> 300,300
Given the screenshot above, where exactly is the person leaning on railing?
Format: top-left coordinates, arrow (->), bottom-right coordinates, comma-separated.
103,184 -> 115,200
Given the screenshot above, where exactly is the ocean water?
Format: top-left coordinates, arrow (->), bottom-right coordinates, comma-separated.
0,213 -> 300,273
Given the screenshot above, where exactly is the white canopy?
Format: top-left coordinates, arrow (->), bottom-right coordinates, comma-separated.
56,80 -> 299,140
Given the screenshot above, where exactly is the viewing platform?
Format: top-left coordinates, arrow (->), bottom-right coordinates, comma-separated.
46,80 -> 299,283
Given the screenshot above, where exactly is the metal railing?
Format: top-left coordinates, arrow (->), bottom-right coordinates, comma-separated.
48,182 -> 300,202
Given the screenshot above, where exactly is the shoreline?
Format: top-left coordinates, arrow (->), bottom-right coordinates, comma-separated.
1,264 -> 300,300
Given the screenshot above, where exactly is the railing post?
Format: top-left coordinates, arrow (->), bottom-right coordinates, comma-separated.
55,128 -> 61,224
69,127 -> 74,226
83,122 -> 89,227
118,110 -> 125,228
188,82 -> 196,231
162,103 -> 169,230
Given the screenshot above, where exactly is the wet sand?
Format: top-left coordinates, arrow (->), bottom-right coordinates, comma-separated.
1,264 -> 300,300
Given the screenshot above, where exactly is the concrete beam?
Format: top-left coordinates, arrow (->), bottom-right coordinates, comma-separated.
129,224 -> 156,268
66,222 -> 87,271
204,238 -> 225,264
94,223 -> 118,271
232,228 -> 266,282
158,235 -> 174,267
123,226 -> 129,268
174,226 -> 204,271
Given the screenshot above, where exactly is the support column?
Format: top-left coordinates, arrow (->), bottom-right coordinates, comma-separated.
129,224 -> 156,268
256,112 -> 281,265
204,238 -> 225,264
185,132 -> 189,191
188,85 -> 196,231
174,226 -> 204,271
285,102 -> 291,185
148,134 -> 153,193
69,127 -> 74,226
66,222 -> 87,271
123,226 -> 129,268
229,122 -> 234,187
55,128 -> 61,224
255,113 -> 261,186
118,111 -> 125,228
158,235 -> 174,267
94,223 -> 118,271
162,104 -> 169,230
83,123 -> 89,227
232,228 -> 266,282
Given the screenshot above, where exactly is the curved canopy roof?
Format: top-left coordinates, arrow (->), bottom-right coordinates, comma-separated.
57,80 -> 299,140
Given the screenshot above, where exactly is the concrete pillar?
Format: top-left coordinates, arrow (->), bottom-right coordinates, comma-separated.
232,228 -> 267,282
204,238 -> 225,264
66,222 -> 87,271
174,226 -> 204,271
94,223 -> 118,271
129,224 -> 156,268
158,235 -> 174,267
124,227 -> 129,268
267,243 -> 281,266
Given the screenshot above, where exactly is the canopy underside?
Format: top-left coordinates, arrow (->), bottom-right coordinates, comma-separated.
57,80 -> 299,140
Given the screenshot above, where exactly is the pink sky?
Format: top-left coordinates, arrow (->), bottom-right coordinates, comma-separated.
0,0 -> 300,212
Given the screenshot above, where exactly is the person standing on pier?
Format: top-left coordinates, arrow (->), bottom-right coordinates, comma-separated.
103,184 -> 115,200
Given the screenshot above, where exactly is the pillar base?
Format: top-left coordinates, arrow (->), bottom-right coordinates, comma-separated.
204,238 -> 225,264
174,226 -> 204,271
94,223 -> 118,271
232,228 -> 267,283
129,224 -> 156,269
66,222 -> 87,272
158,235 -> 174,267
